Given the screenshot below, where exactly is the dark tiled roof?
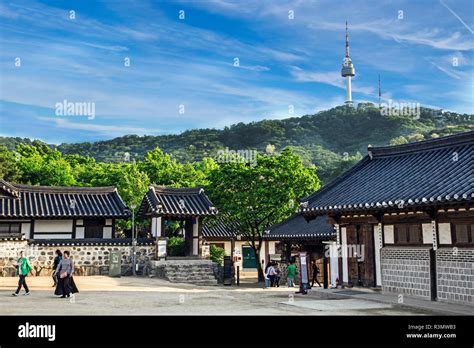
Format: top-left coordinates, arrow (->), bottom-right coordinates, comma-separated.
301,131 -> 474,215
202,217 -> 238,239
0,180 -> 129,218
139,185 -> 218,218
264,214 -> 336,240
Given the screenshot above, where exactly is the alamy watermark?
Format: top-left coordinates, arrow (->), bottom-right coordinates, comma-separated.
325,244 -> 365,261
55,99 -> 95,120
216,147 -> 257,167
380,99 -> 420,118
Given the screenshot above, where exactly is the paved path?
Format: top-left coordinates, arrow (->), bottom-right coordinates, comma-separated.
0,276 -> 435,315
307,287 -> 474,316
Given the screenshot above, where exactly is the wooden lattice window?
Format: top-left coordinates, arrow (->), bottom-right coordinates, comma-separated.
394,224 -> 422,245
451,223 -> 474,246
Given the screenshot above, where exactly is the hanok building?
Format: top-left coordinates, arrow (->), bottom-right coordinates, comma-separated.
0,180 -> 138,276
300,132 -> 473,303
138,185 -> 218,257
202,217 -> 278,271
0,180 -> 129,240
264,214 -> 336,287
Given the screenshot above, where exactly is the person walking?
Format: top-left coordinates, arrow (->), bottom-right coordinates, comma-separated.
286,261 -> 296,287
12,251 -> 33,296
311,260 -> 322,287
268,262 -> 277,287
264,265 -> 271,289
52,250 -> 62,287
54,251 -> 79,298
274,263 -> 281,288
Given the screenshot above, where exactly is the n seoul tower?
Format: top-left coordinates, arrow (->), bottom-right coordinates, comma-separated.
341,21 -> 355,106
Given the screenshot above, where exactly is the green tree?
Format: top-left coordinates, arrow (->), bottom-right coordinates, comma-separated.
206,147 -> 320,281
0,145 -> 21,182
389,136 -> 409,145
16,144 -> 76,186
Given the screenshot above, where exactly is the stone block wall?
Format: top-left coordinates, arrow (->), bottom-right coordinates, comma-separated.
381,247 -> 431,299
0,239 -> 155,276
0,239 -> 28,276
436,248 -> 473,303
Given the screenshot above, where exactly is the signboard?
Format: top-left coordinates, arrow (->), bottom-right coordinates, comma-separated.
157,238 -> 167,258
299,252 -> 309,287
109,250 -> 121,277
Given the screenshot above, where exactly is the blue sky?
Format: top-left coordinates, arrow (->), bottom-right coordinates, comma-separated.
0,0 -> 473,144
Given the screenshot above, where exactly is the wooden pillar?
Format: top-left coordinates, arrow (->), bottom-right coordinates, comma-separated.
374,222 -> 383,287
184,218 -> 193,256
285,241 -> 291,262
335,223 -> 342,287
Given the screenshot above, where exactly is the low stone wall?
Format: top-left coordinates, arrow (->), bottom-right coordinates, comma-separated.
0,239 -> 28,277
381,247 -> 431,299
0,238 -> 155,276
436,248 -> 473,303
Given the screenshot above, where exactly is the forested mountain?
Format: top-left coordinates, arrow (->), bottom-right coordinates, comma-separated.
1,103 -> 472,183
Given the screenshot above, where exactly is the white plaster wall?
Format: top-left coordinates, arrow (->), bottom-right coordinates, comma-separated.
76,227 -> 85,239
341,227 -> 348,283
151,217 -> 162,237
21,223 -> 31,239
34,220 -> 73,233
193,218 -> 199,237
438,223 -> 452,245
384,225 -> 394,244
103,227 -> 112,239
422,223 -> 433,244
34,233 -> 72,239
105,219 -> 112,225
193,239 -> 198,255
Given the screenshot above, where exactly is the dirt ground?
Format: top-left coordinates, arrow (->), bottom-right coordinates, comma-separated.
0,276 -> 431,315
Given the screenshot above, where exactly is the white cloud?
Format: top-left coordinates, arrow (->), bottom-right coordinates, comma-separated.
290,67 -> 375,95
38,117 -> 161,136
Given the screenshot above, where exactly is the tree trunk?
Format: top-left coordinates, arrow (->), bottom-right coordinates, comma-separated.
254,247 -> 264,282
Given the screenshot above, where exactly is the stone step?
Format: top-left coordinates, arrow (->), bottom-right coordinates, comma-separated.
168,280 -> 217,286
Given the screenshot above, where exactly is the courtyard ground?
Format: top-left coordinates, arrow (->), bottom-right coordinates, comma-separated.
0,276 -> 463,316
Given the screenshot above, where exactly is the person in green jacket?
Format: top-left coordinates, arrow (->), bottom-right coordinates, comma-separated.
12,251 -> 33,296
287,261 -> 297,287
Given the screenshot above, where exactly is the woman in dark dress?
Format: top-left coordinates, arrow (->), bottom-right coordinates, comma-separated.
52,250 -> 62,287
54,250 -> 79,298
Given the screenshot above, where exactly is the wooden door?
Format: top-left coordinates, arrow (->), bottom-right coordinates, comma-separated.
345,224 -> 375,287
84,219 -> 104,238
242,246 -> 257,269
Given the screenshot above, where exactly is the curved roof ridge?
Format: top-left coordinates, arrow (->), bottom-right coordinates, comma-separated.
10,183 -> 117,193
371,130 -> 474,158
151,185 -> 203,194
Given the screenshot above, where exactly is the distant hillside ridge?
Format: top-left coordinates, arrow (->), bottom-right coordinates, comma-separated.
1,103 -> 472,183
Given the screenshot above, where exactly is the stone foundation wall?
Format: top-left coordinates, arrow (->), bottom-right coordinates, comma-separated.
381,247 -> 431,299
0,239 -> 155,276
436,248 -> 473,303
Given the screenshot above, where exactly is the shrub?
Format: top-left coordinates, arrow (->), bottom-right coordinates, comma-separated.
210,245 -> 225,265
167,236 -> 185,256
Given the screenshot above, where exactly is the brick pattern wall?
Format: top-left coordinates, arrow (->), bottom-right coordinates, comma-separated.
381,247 -> 431,299
0,239 -> 155,276
436,248 -> 473,303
